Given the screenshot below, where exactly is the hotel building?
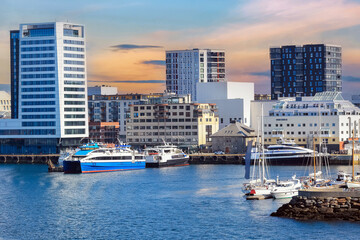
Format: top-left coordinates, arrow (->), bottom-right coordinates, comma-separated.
263,92 -> 360,152
166,49 -> 225,101
0,22 -> 88,154
125,94 -> 219,148
270,44 -> 342,100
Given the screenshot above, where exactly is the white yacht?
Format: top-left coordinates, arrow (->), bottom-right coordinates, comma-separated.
251,139 -> 315,165
144,144 -> 189,168
271,176 -> 302,199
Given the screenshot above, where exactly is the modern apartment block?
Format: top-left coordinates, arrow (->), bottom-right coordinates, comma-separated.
166,49 -> 225,101
88,85 -> 118,96
270,44 -> 342,100
0,22 -> 88,154
88,93 -> 163,141
263,92 -> 360,152
125,95 -> 219,148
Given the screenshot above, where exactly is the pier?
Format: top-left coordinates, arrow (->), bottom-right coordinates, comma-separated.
189,153 -> 356,165
0,154 -> 59,164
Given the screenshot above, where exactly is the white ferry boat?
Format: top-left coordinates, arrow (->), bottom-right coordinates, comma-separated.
251,139 -> 315,165
144,144 -> 189,168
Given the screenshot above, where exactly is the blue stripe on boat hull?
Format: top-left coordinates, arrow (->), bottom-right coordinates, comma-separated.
64,160 -> 145,173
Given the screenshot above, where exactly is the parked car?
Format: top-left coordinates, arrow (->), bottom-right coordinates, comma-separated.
214,151 -> 225,155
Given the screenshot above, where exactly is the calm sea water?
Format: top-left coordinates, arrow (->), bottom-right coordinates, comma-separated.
0,164 -> 360,240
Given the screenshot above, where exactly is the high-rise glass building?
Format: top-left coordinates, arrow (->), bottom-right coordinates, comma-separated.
270,44 -> 342,100
0,22 -> 88,154
166,49 -> 225,101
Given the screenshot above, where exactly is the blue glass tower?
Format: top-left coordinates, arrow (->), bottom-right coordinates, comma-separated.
270,44 -> 342,100
10,30 -> 19,119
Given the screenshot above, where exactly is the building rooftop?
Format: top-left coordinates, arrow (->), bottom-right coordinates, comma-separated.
211,122 -> 255,138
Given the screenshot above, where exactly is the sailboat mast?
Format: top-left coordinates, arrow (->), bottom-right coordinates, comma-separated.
352,128 -> 355,181
261,104 -> 265,183
313,136 -> 316,183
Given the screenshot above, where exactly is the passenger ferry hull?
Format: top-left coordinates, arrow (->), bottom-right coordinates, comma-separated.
63,160 -> 145,173
146,158 -> 189,168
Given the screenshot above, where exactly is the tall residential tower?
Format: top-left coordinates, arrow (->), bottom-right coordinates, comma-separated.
270,44 -> 342,100
166,49 -> 225,101
0,22 -> 88,154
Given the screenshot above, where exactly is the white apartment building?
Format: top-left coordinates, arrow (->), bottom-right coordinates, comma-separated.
126,95 -> 219,148
166,49 -> 225,101
0,22 -> 88,154
263,92 -> 360,152
197,82 -> 254,128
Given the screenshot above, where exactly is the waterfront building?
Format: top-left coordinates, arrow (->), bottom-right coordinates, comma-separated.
126,94 -> 219,148
211,122 -> 255,154
166,49 -> 225,101
88,93 -> 163,141
0,22 -> 88,154
263,92 -> 360,152
89,122 -> 120,143
270,44 -> 342,100
196,82 -> 254,128
88,85 -> 117,96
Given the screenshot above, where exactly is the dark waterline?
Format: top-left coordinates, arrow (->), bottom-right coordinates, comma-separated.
0,164 -> 360,240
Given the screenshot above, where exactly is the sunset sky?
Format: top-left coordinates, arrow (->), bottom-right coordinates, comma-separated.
1,0 -> 360,98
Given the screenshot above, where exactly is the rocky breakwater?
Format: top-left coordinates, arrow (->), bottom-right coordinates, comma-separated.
271,195 -> 360,221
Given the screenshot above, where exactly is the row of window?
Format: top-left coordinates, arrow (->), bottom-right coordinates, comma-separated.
128,132 -> 197,136
21,60 -> 55,65
128,118 -> 197,123
65,129 -> 85,135
64,46 -> 84,52
65,101 -> 85,105
22,108 -> 55,112
22,74 -> 55,79
130,125 -> 197,130
134,105 -> 191,111
64,121 -> 85,126
22,101 -> 55,106
64,87 -> 85,92
21,53 -> 55,58
265,123 -> 336,127
64,80 -> 84,85
64,108 -> 85,112
64,74 -> 85,78
0,129 -> 55,135
64,94 -> 85,98
22,67 -> 55,72
64,60 -> 84,65
64,67 -> 85,72
21,40 -> 55,45
22,80 -> 55,86
22,121 -> 56,127
64,40 -> 84,45
65,114 -> 85,118
22,94 -> 55,99
22,115 -> 55,119
21,46 -> 54,52
127,138 -> 195,143
64,53 -> 84,59
22,87 -> 55,92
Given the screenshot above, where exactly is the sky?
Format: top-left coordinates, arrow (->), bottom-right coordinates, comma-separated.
0,0 -> 360,98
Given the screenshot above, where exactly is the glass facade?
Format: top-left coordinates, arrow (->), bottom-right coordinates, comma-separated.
10,30 -> 19,119
270,44 -> 342,100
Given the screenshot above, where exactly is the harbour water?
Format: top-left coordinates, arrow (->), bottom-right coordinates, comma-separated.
1,164 -> 360,239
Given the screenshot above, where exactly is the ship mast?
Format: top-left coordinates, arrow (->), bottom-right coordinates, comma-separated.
352,128 -> 355,181
313,136 -> 316,183
261,104 -> 265,184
